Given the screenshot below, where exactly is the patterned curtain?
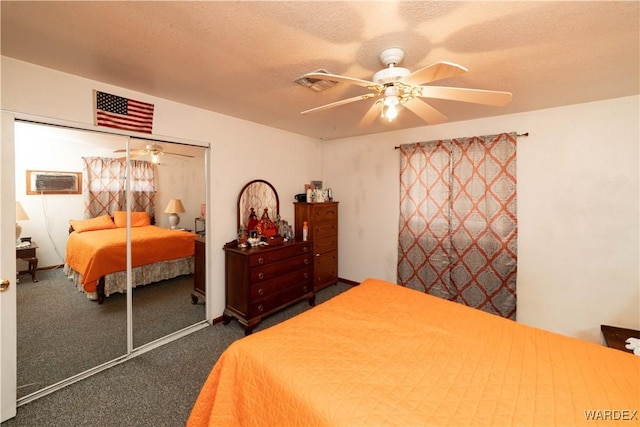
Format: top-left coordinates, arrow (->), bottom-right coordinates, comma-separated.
129,160 -> 156,217
397,132 -> 517,319
83,157 -> 156,218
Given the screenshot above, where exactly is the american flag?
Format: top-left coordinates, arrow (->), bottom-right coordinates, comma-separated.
94,91 -> 154,133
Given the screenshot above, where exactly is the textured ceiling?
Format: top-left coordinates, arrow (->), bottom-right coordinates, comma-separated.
2,1 -> 638,140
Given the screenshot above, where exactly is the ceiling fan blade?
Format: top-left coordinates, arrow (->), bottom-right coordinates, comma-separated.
400,61 -> 468,86
403,98 -> 448,125
303,72 -> 380,90
301,93 -> 376,115
358,100 -> 383,128
114,149 -> 146,155
416,86 -> 512,106
165,152 -> 195,158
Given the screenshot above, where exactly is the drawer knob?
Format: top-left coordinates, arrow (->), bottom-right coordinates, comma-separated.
258,272 -> 264,280
258,304 -> 264,312
303,247 -> 308,253
304,259 -> 309,265
304,272 -> 309,279
258,288 -> 264,296
258,257 -> 264,265
303,285 -> 308,292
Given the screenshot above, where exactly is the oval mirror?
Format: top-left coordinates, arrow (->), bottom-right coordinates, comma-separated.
237,179 -> 279,230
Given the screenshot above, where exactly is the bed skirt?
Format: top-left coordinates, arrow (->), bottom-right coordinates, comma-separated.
63,256 -> 194,300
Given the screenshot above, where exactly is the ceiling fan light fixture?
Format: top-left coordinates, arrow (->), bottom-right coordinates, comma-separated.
381,102 -> 399,122
381,86 -> 401,122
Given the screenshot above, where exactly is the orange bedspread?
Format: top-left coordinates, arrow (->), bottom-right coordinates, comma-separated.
65,225 -> 197,293
188,278 -> 639,427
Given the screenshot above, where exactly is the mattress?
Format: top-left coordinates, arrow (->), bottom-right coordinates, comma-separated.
188,278 -> 639,426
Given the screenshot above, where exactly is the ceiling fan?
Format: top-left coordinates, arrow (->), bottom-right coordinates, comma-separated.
300,47 -> 512,127
114,142 -> 194,164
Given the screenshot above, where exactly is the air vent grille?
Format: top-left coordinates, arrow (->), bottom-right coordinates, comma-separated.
295,69 -> 338,92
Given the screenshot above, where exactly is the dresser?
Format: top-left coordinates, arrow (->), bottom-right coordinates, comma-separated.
191,237 -> 206,304
223,240 -> 314,334
294,202 -> 338,291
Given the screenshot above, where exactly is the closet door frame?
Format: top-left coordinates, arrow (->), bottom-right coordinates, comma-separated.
2,111 -> 211,410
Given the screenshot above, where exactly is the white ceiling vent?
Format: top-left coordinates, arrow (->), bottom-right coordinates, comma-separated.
295,69 -> 338,92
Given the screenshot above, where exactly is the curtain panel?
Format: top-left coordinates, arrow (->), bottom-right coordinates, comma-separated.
397,132 -> 517,319
83,157 -> 156,219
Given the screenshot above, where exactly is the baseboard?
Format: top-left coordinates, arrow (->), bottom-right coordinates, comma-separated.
338,277 -> 359,286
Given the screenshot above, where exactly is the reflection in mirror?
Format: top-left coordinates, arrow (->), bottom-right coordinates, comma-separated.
132,141 -> 207,348
15,122 -> 128,399
237,179 -> 279,231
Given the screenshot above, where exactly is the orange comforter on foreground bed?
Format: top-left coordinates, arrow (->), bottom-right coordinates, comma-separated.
65,225 -> 197,293
188,278 -> 639,427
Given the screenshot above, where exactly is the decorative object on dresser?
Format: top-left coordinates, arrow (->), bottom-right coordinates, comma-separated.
164,198 -> 186,229
191,237 -> 206,304
224,179 -> 314,334
295,202 -> 338,291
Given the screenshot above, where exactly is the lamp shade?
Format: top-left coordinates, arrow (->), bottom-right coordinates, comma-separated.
16,201 -> 29,221
164,199 -> 186,214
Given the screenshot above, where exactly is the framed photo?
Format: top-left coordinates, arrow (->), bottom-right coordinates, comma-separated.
249,230 -> 259,239
26,170 -> 82,195
311,180 -> 323,190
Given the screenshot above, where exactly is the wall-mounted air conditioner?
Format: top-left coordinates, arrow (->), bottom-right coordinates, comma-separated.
26,170 -> 82,195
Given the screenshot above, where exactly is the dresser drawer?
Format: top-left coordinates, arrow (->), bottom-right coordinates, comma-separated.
249,281 -> 313,317
250,254 -> 312,282
312,205 -> 338,223
248,243 -> 311,267
314,236 -> 337,255
313,222 -> 337,239
249,267 -> 312,300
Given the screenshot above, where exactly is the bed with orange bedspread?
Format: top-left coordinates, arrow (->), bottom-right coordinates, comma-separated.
188,278 -> 639,426
64,225 -> 198,302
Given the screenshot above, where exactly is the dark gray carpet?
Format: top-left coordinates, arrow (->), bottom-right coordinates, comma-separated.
15,268 -> 205,399
3,280 -> 351,426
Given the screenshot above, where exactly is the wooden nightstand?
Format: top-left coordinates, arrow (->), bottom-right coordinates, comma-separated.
601,325 -> 640,354
16,241 -> 38,282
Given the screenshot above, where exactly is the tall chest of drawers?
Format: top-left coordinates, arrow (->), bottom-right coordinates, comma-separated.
223,240 -> 315,335
294,202 -> 339,291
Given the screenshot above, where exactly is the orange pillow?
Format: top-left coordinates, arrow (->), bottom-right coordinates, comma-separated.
113,211 -> 151,227
69,215 -> 116,233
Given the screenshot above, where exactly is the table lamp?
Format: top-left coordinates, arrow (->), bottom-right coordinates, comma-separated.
16,201 -> 29,240
164,199 -> 185,229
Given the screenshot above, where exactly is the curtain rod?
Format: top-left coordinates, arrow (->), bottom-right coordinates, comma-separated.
394,132 -> 529,150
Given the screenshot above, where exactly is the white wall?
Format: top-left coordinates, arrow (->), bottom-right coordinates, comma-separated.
324,95 -> 640,344
1,57 -> 324,317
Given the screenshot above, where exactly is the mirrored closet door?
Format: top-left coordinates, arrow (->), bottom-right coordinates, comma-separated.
129,139 -> 207,348
14,121 -> 207,400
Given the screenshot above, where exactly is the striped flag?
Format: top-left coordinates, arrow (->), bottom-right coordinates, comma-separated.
94,91 -> 154,133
